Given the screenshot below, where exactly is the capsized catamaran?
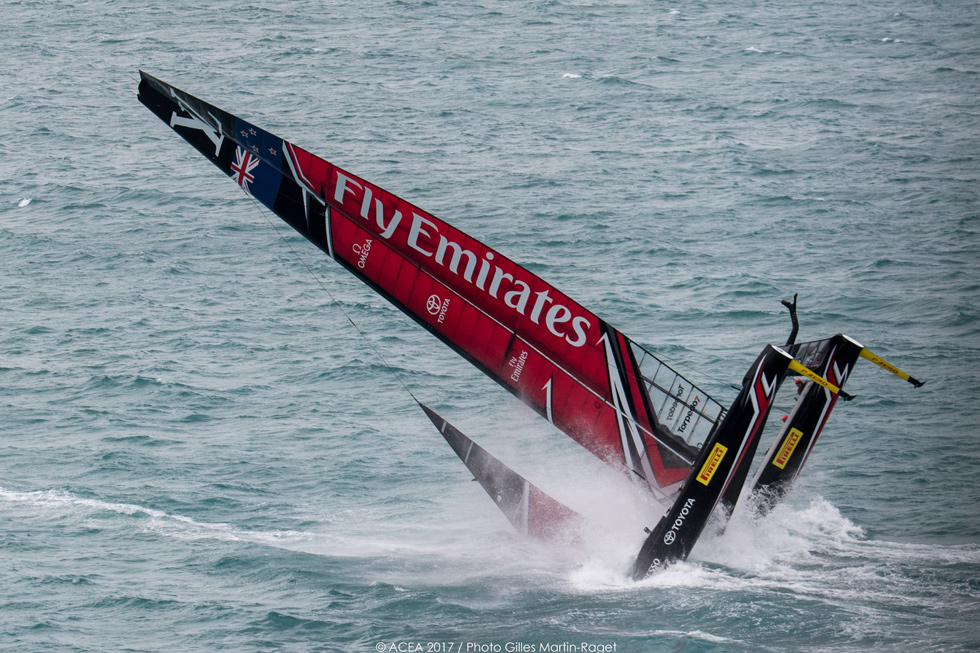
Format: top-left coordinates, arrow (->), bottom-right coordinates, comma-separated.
137,72 -> 922,579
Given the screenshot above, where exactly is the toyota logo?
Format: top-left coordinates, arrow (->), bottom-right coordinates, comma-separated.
663,531 -> 676,545
427,295 -> 443,315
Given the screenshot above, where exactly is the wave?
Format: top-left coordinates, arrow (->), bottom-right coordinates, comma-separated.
0,486 -> 311,550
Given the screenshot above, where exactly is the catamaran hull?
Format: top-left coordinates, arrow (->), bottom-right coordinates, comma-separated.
748,335 -> 863,513
632,345 -> 793,579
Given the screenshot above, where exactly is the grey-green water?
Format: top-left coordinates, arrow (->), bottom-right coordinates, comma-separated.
2,1 -> 978,650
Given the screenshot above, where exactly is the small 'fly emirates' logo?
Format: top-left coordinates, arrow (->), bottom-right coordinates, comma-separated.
330,171 -> 593,348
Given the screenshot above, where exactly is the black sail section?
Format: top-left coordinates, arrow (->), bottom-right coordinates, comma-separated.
419,404 -> 584,541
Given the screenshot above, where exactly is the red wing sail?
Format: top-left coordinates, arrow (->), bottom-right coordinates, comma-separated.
137,72 -> 725,498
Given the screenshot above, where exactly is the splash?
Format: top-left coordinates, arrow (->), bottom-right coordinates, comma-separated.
564,489 -> 980,598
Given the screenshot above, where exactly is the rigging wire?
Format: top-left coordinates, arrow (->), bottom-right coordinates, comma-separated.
242,194 -> 422,407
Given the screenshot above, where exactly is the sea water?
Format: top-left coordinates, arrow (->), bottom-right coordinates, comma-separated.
2,1 -> 978,650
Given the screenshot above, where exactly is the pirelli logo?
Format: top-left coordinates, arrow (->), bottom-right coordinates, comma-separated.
696,443 -> 728,486
773,428 -> 804,469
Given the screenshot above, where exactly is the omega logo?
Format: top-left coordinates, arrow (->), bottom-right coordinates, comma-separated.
352,239 -> 372,269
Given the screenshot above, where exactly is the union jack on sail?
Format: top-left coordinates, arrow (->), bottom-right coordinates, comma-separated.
230,146 -> 259,193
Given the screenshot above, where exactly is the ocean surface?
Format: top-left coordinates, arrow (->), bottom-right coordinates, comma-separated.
2,0 -> 979,650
